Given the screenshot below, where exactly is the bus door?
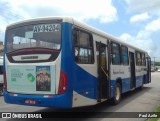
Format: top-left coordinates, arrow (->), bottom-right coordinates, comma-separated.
129,52 -> 136,89
96,42 -> 109,102
147,57 -> 151,83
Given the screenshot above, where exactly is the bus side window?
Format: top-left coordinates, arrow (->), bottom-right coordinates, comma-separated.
111,42 -> 121,65
73,28 -> 94,64
121,46 -> 129,65
142,53 -> 146,66
136,52 -> 142,66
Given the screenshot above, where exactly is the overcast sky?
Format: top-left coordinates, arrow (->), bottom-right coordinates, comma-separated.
0,0 -> 160,61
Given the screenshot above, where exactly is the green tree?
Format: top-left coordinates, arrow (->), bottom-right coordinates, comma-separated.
155,62 -> 160,66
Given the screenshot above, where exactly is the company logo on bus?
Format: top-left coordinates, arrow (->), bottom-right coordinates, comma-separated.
21,56 -> 38,60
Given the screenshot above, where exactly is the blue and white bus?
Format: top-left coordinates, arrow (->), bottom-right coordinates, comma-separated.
3,17 -> 151,108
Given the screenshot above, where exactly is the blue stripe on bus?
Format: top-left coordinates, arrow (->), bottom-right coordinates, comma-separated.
122,78 -> 131,93
136,76 -> 143,87
61,23 -> 147,100
72,64 -> 98,99
3,91 -> 72,108
110,75 -> 146,98
61,22 -> 97,100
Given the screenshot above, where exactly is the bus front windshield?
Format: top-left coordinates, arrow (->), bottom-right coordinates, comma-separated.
6,23 -> 61,53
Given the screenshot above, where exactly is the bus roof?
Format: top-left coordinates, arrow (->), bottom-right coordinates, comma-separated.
6,16 -> 148,54
6,16 -> 73,29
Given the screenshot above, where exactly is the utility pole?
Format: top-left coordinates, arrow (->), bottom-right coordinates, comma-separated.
152,57 -> 156,71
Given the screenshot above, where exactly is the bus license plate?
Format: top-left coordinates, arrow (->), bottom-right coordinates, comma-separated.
25,99 -> 36,104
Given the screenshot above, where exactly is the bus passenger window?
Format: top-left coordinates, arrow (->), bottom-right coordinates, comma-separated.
136,52 -> 142,66
73,28 -> 94,64
121,46 -> 129,65
111,43 -> 121,65
142,53 -> 146,66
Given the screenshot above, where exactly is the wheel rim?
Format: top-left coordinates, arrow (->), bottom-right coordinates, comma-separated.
115,86 -> 120,101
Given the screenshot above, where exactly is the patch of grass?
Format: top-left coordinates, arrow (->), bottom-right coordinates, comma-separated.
146,105 -> 160,121
156,106 -> 160,112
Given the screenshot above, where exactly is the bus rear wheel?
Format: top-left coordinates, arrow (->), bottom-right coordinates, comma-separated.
0,85 -> 3,96
111,83 -> 121,105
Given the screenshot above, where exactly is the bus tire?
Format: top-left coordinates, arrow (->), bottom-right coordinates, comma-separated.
0,85 -> 3,96
111,83 -> 121,105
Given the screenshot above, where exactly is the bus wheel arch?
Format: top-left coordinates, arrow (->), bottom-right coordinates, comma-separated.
111,78 -> 122,105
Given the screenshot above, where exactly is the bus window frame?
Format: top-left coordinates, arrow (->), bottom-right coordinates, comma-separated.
136,51 -> 142,66
73,27 -> 94,64
111,42 -> 121,65
121,45 -> 129,65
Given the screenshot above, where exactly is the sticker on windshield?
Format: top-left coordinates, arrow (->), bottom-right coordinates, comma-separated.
25,31 -> 33,38
33,24 -> 59,33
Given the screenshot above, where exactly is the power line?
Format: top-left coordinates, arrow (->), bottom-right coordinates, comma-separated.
0,7 -> 29,24
151,57 -> 160,58
0,9 -> 27,20
0,3 -> 28,19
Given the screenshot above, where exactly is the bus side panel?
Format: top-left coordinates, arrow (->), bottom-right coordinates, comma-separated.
144,74 -> 149,84
61,22 -> 74,94
121,78 -> 131,93
58,22 -> 74,107
135,65 -> 148,88
110,65 -> 131,97
135,75 -> 143,88
72,64 -> 98,107
110,80 -> 116,98
62,23 -> 98,107
110,77 -> 131,98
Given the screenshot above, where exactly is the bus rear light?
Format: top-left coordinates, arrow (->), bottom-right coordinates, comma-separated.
58,70 -> 67,94
3,72 -> 7,91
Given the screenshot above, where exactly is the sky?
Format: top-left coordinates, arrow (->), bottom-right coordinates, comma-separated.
0,0 -> 160,61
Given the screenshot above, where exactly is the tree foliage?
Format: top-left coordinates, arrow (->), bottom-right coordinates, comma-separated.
155,62 -> 160,66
